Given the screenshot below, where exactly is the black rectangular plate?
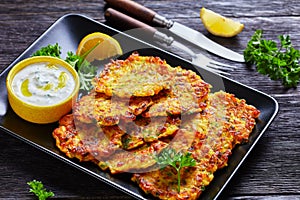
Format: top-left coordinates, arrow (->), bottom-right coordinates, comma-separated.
0,14 -> 278,200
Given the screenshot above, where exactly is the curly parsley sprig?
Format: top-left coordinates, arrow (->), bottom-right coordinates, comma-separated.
155,148 -> 196,193
32,43 -> 61,58
27,180 -> 54,200
244,30 -> 300,87
65,51 -> 97,91
31,43 -> 97,91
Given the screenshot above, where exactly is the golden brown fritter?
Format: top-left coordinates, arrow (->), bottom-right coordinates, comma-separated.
52,114 -> 123,162
52,114 -> 96,162
73,91 -> 153,126
119,115 -> 181,149
142,89 -> 198,118
94,53 -> 174,97
98,140 -> 168,174
142,67 -> 211,117
131,91 -> 260,200
169,66 -> 210,114
132,165 -> 214,200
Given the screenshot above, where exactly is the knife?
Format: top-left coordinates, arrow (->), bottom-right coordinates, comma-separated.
104,0 -> 245,63
105,8 -> 233,75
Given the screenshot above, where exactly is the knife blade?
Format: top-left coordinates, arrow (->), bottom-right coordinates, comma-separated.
104,0 -> 245,62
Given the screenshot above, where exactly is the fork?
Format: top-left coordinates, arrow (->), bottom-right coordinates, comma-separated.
105,8 -> 236,75
153,31 -> 236,75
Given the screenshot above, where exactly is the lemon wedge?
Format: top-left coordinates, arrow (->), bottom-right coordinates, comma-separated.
76,32 -> 122,62
200,7 -> 244,37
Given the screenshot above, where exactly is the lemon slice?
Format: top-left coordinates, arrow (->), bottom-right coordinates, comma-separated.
200,7 -> 244,37
76,32 -> 122,62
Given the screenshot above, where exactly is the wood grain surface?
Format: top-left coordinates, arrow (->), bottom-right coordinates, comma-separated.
0,0 -> 299,199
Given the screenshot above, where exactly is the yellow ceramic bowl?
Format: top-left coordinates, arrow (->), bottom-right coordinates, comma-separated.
6,56 -> 80,124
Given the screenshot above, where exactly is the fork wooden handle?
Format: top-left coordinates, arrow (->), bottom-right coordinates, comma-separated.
104,0 -> 156,25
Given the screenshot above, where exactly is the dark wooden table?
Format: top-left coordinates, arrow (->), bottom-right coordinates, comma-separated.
0,0 -> 299,199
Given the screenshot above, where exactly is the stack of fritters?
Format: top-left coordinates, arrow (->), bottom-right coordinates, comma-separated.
132,91 -> 260,200
52,53 -> 260,200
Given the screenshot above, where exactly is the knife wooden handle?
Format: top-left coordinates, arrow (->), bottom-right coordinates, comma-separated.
105,8 -> 156,35
105,8 -> 174,46
104,0 -> 156,25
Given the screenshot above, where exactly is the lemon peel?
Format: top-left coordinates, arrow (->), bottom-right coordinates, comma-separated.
76,32 -> 122,62
200,7 -> 244,37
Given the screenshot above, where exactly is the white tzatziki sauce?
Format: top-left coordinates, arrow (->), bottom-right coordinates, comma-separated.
12,62 -> 75,106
